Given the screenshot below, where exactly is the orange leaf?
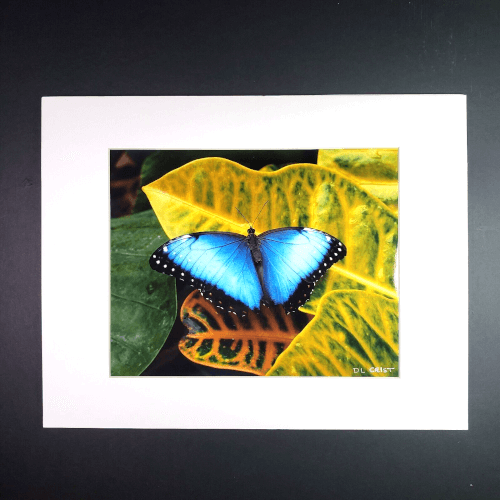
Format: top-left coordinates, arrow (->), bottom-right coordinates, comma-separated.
179,290 -> 312,375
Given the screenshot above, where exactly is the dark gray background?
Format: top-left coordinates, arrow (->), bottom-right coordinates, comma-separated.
1,0 -> 499,498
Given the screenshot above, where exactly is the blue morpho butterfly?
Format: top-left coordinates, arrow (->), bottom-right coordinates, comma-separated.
149,202 -> 347,316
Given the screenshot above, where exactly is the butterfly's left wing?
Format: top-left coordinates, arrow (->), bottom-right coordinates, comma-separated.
150,232 -> 263,314
258,227 -> 347,312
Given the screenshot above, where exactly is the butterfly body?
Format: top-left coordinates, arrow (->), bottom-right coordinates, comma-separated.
150,226 -> 346,315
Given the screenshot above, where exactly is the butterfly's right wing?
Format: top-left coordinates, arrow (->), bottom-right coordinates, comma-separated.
258,227 -> 347,312
150,232 -> 263,314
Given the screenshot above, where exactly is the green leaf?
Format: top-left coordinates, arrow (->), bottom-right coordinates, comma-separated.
110,210 -> 177,376
267,290 -> 399,377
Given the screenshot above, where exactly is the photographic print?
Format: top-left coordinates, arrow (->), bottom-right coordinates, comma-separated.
110,149 -> 399,377
43,95 -> 466,429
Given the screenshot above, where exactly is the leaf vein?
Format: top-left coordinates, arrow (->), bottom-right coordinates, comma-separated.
111,293 -> 164,312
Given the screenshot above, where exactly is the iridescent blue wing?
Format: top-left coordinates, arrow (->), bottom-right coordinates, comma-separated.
150,232 -> 263,315
258,227 -> 347,312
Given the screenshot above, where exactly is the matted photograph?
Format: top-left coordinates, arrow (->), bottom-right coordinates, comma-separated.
110,149 -> 399,377
42,95 -> 467,429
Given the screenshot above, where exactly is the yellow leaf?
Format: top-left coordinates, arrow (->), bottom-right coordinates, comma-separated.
317,149 -> 398,216
179,290 -> 310,375
259,164 -> 282,173
143,157 -> 398,314
267,290 -> 399,377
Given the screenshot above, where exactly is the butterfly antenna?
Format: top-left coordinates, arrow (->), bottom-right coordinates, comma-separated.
235,206 -> 252,226
252,200 -> 269,227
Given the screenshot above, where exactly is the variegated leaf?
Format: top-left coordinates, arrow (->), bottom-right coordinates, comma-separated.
143,157 -> 398,314
267,290 -> 399,377
179,290 -> 311,375
317,149 -> 398,216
